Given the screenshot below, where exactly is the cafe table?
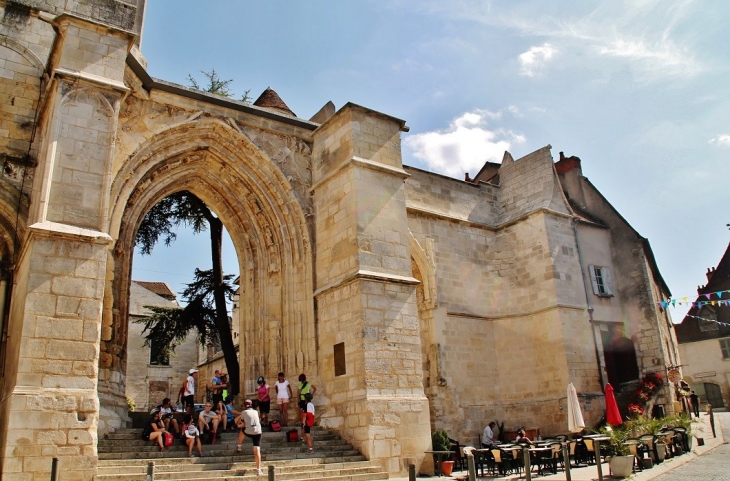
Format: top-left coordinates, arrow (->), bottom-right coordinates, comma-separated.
589,436 -> 611,481
424,450 -> 453,477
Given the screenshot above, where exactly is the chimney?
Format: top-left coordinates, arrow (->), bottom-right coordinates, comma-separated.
707,267 -> 716,283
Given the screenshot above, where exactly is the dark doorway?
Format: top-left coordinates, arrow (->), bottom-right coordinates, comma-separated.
704,383 -> 724,408
601,323 -> 639,389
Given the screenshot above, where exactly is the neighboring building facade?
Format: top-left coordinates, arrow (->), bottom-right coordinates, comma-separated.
0,2 -> 680,479
674,243 -> 730,410
125,281 -> 198,412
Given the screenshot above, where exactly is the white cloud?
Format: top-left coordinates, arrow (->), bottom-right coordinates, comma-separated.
404,109 -> 525,178
708,134 -> 730,147
518,43 -> 556,77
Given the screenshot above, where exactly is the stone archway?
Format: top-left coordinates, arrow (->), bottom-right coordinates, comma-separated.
98,117 -> 316,433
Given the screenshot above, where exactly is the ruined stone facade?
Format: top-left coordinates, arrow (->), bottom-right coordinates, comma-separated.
0,2 -> 680,479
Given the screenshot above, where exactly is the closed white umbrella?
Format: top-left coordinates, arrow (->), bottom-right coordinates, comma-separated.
567,383 -> 585,433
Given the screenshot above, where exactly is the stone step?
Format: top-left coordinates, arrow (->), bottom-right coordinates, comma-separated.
96,458 -> 388,481
97,423 -> 385,481
99,438 -> 349,451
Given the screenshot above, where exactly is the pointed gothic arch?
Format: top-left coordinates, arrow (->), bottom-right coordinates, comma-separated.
98,117 -> 315,432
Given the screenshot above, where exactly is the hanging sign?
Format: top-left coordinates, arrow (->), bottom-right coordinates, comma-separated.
667,369 -> 681,383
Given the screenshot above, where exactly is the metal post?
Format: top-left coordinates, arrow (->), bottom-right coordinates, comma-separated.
467,453 -> 476,481
708,404 -> 716,438
146,461 -> 154,481
409,463 -> 416,481
268,464 -> 276,481
562,444 -> 572,481
50,458 -> 59,481
523,448 -> 532,481
595,442 -> 603,481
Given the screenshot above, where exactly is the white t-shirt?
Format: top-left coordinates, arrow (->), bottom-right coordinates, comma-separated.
185,375 -> 195,396
241,408 -> 263,435
482,425 -> 495,445
200,409 -> 218,423
185,424 -> 199,439
275,380 -> 290,401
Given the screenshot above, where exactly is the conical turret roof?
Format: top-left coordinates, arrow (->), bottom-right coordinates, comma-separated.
253,87 -> 296,117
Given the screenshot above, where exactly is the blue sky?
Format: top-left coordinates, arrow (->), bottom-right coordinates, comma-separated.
132,0 -> 729,321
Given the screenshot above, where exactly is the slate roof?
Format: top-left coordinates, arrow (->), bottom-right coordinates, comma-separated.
253,87 -> 296,117
129,281 -> 178,317
675,242 -> 730,342
133,281 -> 176,301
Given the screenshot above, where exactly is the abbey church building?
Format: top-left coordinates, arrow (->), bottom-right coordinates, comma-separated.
0,1 -> 681,478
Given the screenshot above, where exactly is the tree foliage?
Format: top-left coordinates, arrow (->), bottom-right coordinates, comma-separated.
134,190 -> 241,394
137,268 -> 235,359
188,68 -> 252,102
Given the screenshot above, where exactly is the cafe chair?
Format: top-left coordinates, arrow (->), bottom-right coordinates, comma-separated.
548,441 -> 563,473
623,438 -> 646,472
583,438 -> 596,465
449,437 -> 466,471
671,426 -> 689,453
555,434 -> 568,442
638,434 -> 659,463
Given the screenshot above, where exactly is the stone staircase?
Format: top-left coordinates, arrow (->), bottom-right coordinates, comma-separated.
97,427 -> 389,481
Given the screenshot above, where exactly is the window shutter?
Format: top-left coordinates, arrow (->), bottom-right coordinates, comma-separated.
588,265 -> 599,295
602,267 -> 613,296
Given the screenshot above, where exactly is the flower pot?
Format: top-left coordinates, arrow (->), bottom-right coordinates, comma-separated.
608,455 -> 635,478
441,460 -> 455,476
655,443 -> 666,461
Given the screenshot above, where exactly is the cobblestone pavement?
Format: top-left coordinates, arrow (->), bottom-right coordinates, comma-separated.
652,411 -> 730,481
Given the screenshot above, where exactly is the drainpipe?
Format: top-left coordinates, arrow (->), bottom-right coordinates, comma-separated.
572,218 -> 606,389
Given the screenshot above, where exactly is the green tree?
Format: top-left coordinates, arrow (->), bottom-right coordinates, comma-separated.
134,191 -> 240,395
188,69 -> 252,102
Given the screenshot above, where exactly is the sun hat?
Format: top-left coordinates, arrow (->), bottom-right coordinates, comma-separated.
189,368 -> 198,374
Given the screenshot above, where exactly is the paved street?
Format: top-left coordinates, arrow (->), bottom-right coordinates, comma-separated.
396,411 -> 728,481
652,411 -> 729,481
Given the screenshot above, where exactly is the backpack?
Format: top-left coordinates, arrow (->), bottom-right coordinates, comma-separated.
270,420 -> 282,432
163,432 -> 174,447
201,430 -> 214,445
305,412 -> 315,427
287,429 -> 299,442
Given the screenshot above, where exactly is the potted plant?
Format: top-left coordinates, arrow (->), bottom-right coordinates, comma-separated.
599,426 -> 635,478
432,430 -> 454,475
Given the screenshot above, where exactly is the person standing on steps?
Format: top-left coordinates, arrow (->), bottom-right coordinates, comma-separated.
257,376 -> 271,426
275,372 -> 293,426
299,393 -> 315,453
236,399 -> 264,475
183,369 -> 198,414
296,373 -> 316,411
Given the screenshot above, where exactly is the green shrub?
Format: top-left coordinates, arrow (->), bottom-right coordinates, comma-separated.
432,429 -> 451,451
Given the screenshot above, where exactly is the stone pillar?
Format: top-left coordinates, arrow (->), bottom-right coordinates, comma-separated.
0,14 -> 131,480
311,104 -> 431,474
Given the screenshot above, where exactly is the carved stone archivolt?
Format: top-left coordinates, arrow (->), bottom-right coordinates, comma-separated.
103,116 -> 316,431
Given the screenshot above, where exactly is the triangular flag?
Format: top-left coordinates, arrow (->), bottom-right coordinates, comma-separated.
717,292 -> 723,299
712,301 -> 716,306
705,294 -> 711,300
672,299 -> 677,307
661,301 -> 668,308
683,297 -> 688,302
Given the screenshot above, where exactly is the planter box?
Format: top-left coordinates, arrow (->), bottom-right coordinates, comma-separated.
609,455 -> 634,478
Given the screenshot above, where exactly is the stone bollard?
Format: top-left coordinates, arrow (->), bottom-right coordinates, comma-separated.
268,465 -> 276,481
146,461 -> 154,481
409,463 -> 416,481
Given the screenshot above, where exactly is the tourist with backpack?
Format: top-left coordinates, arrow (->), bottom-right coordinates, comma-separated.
300,393 -> 315,453
183,414 -> 204,457
236,399 -> 264,475
142,408 -> 169,452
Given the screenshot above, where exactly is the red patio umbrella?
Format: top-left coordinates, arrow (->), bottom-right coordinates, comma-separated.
605,383 -> 623,426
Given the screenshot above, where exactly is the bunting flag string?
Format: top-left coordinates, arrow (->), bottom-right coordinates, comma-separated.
683,314 -> 730,328
658,288 -> 730,309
